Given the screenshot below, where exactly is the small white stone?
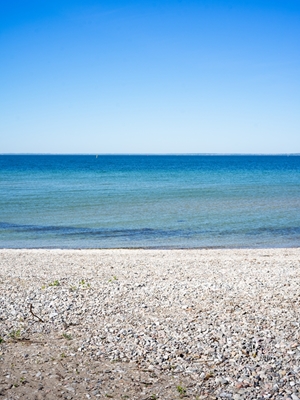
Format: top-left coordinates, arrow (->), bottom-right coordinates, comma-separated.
49,312 -> 58,318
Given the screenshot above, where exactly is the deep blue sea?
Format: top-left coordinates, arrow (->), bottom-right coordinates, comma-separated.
0,155 -> 300,248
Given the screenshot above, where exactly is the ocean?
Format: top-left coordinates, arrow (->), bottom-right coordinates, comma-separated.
0,155 -> 299,248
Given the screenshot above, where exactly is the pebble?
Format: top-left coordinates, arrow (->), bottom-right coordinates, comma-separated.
1,248 -> 300,400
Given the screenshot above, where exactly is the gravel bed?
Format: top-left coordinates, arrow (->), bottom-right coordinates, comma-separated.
0,248 -> 300,399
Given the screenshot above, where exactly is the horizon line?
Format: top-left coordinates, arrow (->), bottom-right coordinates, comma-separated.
1,153 -> 300,156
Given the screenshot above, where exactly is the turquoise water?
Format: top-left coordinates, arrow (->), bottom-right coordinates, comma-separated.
0,155 -> 300,248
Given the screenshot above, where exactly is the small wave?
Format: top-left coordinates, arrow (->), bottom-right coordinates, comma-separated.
1,222 -> 300,240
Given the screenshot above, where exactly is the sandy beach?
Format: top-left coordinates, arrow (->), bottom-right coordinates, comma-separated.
0,248 -> 300,399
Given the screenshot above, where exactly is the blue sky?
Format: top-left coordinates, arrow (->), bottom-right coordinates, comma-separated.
1,0 -> 299,153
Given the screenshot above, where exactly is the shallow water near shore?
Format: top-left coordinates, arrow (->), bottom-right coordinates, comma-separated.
1,154 -> 300,248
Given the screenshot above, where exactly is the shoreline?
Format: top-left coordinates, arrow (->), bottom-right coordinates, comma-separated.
1,245 -> 300,250
1,248 -> 300,399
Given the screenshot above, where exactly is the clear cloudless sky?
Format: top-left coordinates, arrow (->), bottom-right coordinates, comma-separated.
0,0 -> 299,154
